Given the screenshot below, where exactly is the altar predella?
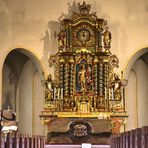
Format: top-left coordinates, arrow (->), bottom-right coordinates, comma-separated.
40,1 -> 128,144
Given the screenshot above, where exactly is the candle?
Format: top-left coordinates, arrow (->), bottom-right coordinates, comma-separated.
57,88 -> 60,100
109,88 -> 110,100
61,88 -> 63,100
121,87 -> 124,104
105,87 -> 107,100
112,88 -> 114,100
54,88 -> 56,100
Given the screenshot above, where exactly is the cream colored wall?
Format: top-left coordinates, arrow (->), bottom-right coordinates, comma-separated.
33,71 -> 46,135
133,59 -> 148,127
2,64 -> 14,110
17,59 -> 44,135
1,0 -> 148,133
18,60 -> 35,134
126,70 -> 137,131
126,58 -> 148,130
1,0 -> 148,73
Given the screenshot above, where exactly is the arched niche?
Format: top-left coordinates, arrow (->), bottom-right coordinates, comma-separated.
124,47 -> 148,130
124,47 -> 148,80
2,48 -> 45,135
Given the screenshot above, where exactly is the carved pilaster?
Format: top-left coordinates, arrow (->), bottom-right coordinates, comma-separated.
70,63 -> 74,96
64,63 -> 69,96
103,61 -> 109,91
98,62 -> 104,96
93,63 -> 98,96
59,63 -> 64,88
93,56 -> 99,96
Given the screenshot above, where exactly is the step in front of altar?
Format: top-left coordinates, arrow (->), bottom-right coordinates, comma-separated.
45,144 -> 110,148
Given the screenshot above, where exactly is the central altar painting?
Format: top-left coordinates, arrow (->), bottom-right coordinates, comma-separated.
40,1 -> 128,144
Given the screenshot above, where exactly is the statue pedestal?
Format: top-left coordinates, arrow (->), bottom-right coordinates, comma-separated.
110,114 -> 128,134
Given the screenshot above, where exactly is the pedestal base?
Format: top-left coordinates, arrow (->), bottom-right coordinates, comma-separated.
45,144 -> 110,148
47,133 -> 110,144
46,118 -> 111,144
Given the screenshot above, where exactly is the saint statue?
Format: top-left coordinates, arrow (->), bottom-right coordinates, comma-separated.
78,64 -> 86,91
110,73 -> 122,101
46,74 -> 52,91
57,28 -> 66,49
42,73 -> 53,102
103,29 -> 111,48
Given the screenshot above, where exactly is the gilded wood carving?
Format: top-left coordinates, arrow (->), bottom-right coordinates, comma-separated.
40,1 -> 128,135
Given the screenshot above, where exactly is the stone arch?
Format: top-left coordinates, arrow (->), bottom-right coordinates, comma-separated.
0,47 -> 45,106
124,47 -> 148,130
1,47 -> 45,135
123,47 -> 148,80
2,47 -> 44,78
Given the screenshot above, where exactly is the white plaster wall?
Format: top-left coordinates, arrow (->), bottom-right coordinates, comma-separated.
125,70 -> 137,131
18,60 -> 36,134
0,0 -> 148,73
126,58 -> 148,131
33,71 -> 46,136
0,0 -> 148,133
0,0 -> 148,85
133,59 -> 148,127
2,64 -> 11,109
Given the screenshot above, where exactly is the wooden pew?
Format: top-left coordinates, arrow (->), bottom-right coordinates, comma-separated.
110,126 -> 148,148
0,133 -> 45,148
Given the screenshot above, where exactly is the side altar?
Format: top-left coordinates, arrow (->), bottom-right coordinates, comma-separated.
40,1 -> 128,144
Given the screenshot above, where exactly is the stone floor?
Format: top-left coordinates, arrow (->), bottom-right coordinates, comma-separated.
45,144 -> 110,148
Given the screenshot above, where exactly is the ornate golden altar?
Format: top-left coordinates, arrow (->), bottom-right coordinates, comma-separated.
40,1 -> 128,144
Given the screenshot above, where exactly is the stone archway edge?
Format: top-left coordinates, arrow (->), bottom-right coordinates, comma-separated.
0,45 -> 46,108
122,45 -> 148,80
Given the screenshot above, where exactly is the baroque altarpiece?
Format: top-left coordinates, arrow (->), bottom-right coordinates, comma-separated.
40,1 -> 128,144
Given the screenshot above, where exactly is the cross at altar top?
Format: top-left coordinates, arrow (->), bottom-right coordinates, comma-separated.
77,1 -> 91,15
70,1 -> 99,20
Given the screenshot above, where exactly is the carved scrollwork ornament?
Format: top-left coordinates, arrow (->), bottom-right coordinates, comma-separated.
48,54 -> 60,85
57,28 -> 67,50
48,54 -> 59,67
